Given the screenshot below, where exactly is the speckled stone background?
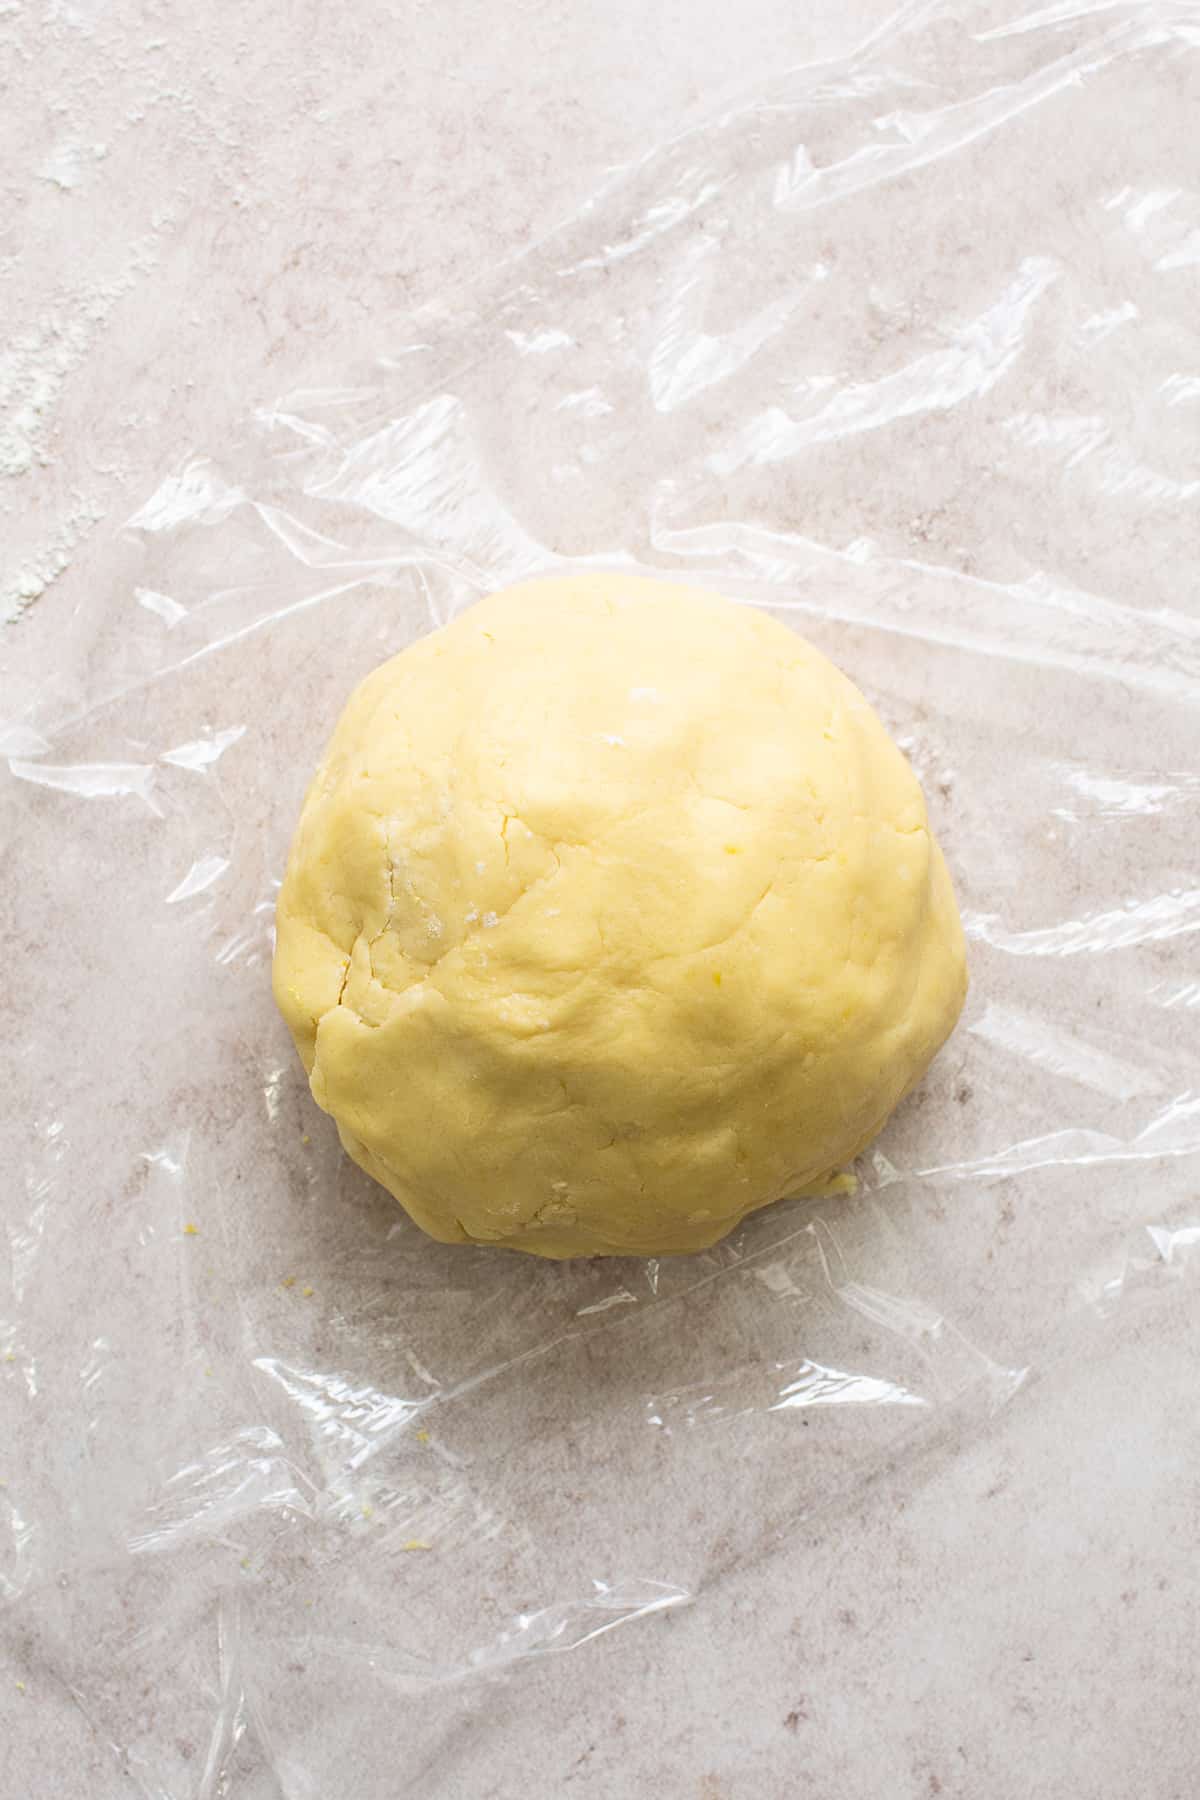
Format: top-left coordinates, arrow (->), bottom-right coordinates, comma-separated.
3,1 -> 1200,1796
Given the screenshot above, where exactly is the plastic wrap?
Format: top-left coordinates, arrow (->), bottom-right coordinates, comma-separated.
4,2 -> 1199,1791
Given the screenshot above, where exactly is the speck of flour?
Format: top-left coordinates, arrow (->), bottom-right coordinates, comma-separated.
36,138 -> 109,191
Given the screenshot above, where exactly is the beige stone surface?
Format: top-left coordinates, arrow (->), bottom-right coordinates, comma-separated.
3,2 -> 1199,1796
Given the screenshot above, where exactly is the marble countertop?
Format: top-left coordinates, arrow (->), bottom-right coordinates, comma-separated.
3,2 -> 1199,1796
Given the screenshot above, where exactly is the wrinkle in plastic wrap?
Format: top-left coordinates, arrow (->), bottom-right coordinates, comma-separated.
5,3 -> 1200,1791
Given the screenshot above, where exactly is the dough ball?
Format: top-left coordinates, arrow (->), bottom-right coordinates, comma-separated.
273,574 -> 966,1258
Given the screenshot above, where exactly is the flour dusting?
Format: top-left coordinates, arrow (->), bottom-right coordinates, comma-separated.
1,232 -> 162,486
2,223 -> 170,622
1,497 -> 106,623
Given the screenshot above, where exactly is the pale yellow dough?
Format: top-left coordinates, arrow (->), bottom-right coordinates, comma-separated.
273,574 -> 967,1258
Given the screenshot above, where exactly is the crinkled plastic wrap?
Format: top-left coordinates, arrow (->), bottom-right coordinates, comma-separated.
5,4 -> 1200,1791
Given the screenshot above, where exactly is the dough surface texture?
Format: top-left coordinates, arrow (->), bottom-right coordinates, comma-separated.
273,574 -> 967,1257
